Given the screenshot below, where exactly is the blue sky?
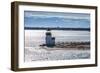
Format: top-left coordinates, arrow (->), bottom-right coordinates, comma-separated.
24,11 -> 90,28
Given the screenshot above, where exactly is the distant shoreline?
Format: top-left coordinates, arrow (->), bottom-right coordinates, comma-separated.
25,27 -> 90,31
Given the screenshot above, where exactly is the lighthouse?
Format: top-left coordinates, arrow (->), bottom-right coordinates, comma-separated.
45,29 -> 55,47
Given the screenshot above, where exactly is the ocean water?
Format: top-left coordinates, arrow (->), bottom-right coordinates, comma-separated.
25,30 -> 90,47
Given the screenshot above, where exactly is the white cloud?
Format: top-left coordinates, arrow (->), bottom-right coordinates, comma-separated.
24,11 -> 90,20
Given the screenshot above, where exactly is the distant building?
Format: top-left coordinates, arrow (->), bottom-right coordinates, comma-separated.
45,29 -> 55,47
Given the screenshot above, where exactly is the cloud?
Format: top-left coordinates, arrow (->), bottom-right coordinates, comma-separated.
24,11 -> 90,20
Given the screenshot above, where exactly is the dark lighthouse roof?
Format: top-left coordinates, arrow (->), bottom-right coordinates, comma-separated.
46,32 -> 51,35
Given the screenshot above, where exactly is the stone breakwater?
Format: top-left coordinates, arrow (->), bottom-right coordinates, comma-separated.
54,42 -> 90,50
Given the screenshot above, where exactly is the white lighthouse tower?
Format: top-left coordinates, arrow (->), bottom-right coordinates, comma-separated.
45,29 -> 55,47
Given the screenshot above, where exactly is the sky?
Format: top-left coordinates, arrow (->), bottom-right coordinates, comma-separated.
24,11 -> 90,28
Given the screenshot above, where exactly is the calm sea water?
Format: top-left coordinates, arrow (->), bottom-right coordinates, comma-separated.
25,30 -> 90,47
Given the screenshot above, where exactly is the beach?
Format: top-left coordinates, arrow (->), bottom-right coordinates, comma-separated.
25,46 -> 90,62
25,41 -> 90,62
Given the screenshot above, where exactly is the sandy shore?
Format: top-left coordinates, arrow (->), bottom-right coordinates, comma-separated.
25,46 -> 90,62
24,42 -> 90,62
